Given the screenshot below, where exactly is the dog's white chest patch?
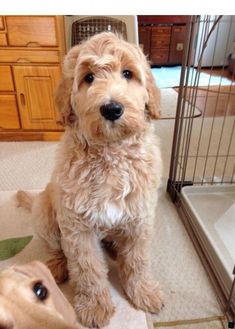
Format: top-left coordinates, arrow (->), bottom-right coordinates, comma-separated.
104,202 -> 123,224
90,202 -> 124,227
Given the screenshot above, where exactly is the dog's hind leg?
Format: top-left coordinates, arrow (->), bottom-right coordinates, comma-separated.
16,190 -> 33,212
16,184 -> 68,284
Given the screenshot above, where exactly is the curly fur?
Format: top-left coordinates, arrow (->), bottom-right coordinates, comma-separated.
17,32 -> 164,328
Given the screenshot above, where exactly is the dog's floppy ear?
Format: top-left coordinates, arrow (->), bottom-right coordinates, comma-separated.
145,68 -> 161,120
134,43 -> 161,120
55,45 -> 81,126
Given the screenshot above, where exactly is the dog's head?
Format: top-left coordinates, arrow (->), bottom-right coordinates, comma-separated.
0,261 -> 79,329
56,32 -> 160,143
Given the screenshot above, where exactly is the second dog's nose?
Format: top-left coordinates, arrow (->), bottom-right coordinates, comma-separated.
100,102 -> 124,121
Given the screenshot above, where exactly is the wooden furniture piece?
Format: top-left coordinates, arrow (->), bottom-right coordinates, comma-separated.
138,16 -> 188,66
0,16 -> 65,141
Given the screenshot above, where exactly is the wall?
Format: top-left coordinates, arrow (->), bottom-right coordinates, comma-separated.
194,15 -> 235,67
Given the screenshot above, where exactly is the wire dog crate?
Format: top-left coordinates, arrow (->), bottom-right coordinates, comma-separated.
167,15 -> 235,326
71,16 -> 127,46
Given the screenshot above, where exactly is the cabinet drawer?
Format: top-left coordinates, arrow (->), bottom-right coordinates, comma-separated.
0,16 -> 4,30
150,49 -> 169,64
0,34 -> 7,46
0,49 -> 60,63
0,95 -> 20,129
151,35 -> 171,48
152,26 -> 171,35
6,16 -> 58,47
0,66 -> 14,91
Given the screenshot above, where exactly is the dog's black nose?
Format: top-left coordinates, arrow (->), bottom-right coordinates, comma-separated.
100,102 -> 124,121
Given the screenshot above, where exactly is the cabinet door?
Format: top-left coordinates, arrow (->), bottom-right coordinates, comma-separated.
0,66 -> 14,91
0,16 -> 4,30
13,66 -> 63,130
0,95 -> 20,129
169,26 -> 186,64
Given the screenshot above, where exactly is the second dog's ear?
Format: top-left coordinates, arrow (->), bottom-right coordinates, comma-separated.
54,45 -> 81,126
145,69 -> 161,120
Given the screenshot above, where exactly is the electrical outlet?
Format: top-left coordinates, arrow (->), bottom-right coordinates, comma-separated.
176,43 -> 184,51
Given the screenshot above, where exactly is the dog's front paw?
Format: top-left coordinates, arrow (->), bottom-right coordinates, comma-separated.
74,288 -> 115,328
124,279 -> 164,313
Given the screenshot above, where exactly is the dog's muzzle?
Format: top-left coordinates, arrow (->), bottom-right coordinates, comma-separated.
100,101 -> 124,122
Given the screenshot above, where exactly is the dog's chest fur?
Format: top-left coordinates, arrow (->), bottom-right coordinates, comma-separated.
55,133 -> 161,229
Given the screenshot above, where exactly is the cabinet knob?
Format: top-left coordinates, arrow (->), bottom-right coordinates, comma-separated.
176,43 -> 184,51
20,93 -> 26,106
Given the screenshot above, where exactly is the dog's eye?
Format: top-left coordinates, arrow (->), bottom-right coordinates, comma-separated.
84,73 -> 94,84
33,281 -> 48,301
122,70 -> 133,80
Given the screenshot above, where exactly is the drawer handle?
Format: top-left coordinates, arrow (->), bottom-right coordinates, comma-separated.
26,41 -> 41,47
20,93 -> 26,106
16,57 -> 31,63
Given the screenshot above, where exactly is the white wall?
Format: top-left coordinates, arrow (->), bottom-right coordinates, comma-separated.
194,15 -> 235,67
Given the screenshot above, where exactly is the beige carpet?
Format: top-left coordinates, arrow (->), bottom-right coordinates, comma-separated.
160,88 -> 201,119
0,117 -> 227,329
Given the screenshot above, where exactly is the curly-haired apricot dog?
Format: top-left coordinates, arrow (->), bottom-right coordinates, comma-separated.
17,32 -> 163,328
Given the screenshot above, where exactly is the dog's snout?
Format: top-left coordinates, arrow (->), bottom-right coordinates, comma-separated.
100,102 -> 124,122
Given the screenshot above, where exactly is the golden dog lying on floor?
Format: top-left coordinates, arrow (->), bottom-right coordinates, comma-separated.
0,261 -> 80,329
17,32 -> 163,328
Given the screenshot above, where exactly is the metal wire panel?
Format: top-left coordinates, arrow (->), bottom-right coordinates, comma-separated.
167,15 -> 235,324
168,15 -> 235,201
71,16 -> 127,46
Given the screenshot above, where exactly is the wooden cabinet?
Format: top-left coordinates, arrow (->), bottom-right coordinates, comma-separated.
138,16 -> 188,66
0,15 -> 65,141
